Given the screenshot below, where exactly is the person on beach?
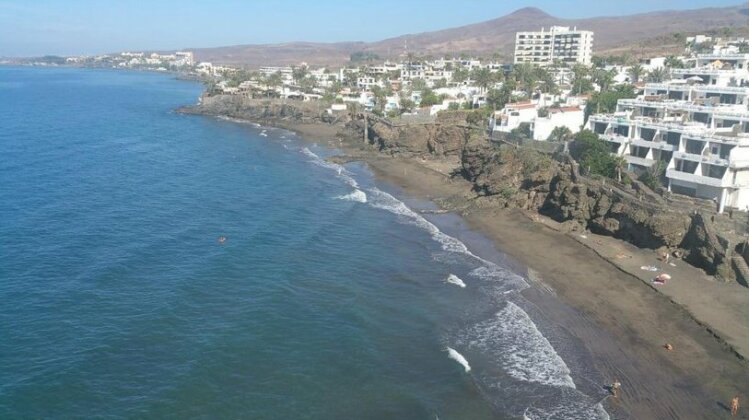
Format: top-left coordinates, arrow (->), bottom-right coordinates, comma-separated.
665,343 -> 674,351
732,395 -> 740,416
610,379 -> 622,398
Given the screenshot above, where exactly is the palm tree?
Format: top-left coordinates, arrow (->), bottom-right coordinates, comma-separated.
570,64 -> 591,95
471,67 -> 495,93
486,88 -> 510,111
452,68 -> 468,84
370,85 -> 386,112
535,67 -> 558,94
627,64 -> 645,83
291,66 -> 308,86
664,56 -> 684,69
593,68 -> 616,92
265,72 -> 283,97
646,67 -> 669,83
547,126 -> 573,142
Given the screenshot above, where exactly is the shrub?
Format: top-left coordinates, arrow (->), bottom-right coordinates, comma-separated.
571,130 -> 623,179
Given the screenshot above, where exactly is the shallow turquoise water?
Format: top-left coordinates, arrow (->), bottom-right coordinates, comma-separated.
0,67 -> 608,419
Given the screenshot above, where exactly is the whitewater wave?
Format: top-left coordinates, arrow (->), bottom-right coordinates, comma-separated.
301,147 -> 359,188
445,274 -> 466,288
336,189 -> 367,203
367,188 -> 529,294
524,400 -> 609,420
216,116 -> 261,127
446,347 -> 471,372
469,266 -> 528,296
367,188 -> 473,255
458,301 -> 575,388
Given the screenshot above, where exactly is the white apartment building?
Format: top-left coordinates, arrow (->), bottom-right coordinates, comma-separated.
588,53 -> 749,212
514,26 -> 593,66
492,101 -> 584,140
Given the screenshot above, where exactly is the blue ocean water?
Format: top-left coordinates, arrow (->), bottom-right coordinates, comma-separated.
0,67 -> 609,419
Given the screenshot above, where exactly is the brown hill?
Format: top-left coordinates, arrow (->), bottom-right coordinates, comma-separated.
192,3 -> 749,67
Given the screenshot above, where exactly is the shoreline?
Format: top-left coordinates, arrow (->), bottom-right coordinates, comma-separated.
191,110 -> 749,418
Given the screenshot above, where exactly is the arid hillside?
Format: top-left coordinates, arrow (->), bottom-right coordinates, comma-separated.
191,3 -> 749,67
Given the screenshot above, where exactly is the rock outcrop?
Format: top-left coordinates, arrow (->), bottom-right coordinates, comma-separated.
178,94 -> 346,125
346,112 -> 470,158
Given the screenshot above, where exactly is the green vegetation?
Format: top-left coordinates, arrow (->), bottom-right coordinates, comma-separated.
665,55 -> 685,69
419,88 -> 443,107
592,55 -> 633,67
585,84 -> 637,120
639,161 -> 665,190
465,107 -> 492,126
349,51 -> 381,62
508,122 -> 532,142
571,130 -> 625,179
627,64 -> 646,83
570,64 -> 594,95
547,126 -> 573,143
646,67 -> 669,83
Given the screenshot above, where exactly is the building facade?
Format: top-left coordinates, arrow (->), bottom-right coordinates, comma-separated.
514,26 -> 593,66
588,53 -> 749,212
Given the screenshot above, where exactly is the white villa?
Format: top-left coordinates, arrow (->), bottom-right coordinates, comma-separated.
492,101 -> 584,141
589,53 -> 749,212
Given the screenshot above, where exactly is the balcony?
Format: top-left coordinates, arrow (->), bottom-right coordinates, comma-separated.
601,133 -> 629,144
672,67 -> 745,77
625,155 -> 656,167
693,85 -> 749,95
645,82 -> 690,92
630,138 -> 676,151
673,150 -> 729,166
695,53 -> 749,61
666,168 -> 724,187
617,99 -> 749,119
589,114 -> 631,125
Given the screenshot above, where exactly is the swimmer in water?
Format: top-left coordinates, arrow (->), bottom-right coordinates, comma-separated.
218,236 -> 227,244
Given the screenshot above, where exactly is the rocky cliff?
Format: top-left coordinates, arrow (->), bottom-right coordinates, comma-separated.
178,94 -> 346,126
345,112 -> 471,158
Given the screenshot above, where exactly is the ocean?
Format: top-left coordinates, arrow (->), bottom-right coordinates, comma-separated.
0,67 -> 609,419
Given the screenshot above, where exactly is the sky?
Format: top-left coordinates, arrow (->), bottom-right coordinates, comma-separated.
0,0 -> 743,57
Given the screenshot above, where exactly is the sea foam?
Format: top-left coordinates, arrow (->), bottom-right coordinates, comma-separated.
446,347 -> 471,372
445,274 -> 466,288
367,188 -> 473,255
458,301 -> 575,388
336,189 -> 367,203
301,147 -> 359,188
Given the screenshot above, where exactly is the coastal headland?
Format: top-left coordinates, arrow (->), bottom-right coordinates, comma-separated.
178,95 -> 749,419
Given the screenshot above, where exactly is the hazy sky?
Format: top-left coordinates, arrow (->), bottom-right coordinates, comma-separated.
0,0 -> 743,56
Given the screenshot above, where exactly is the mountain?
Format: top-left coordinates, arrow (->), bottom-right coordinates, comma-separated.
191,3 -> 749,67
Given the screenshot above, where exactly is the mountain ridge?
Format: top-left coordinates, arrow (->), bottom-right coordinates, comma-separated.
190,3 -> 749,67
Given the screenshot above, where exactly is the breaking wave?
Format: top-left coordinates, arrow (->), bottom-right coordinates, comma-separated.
367,188 -> 473,255
301,147 -> 359,188
458,301 -> 574,388
336,189 -> 367,203
446,347 -> 471,372
445,274 -> 466,288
